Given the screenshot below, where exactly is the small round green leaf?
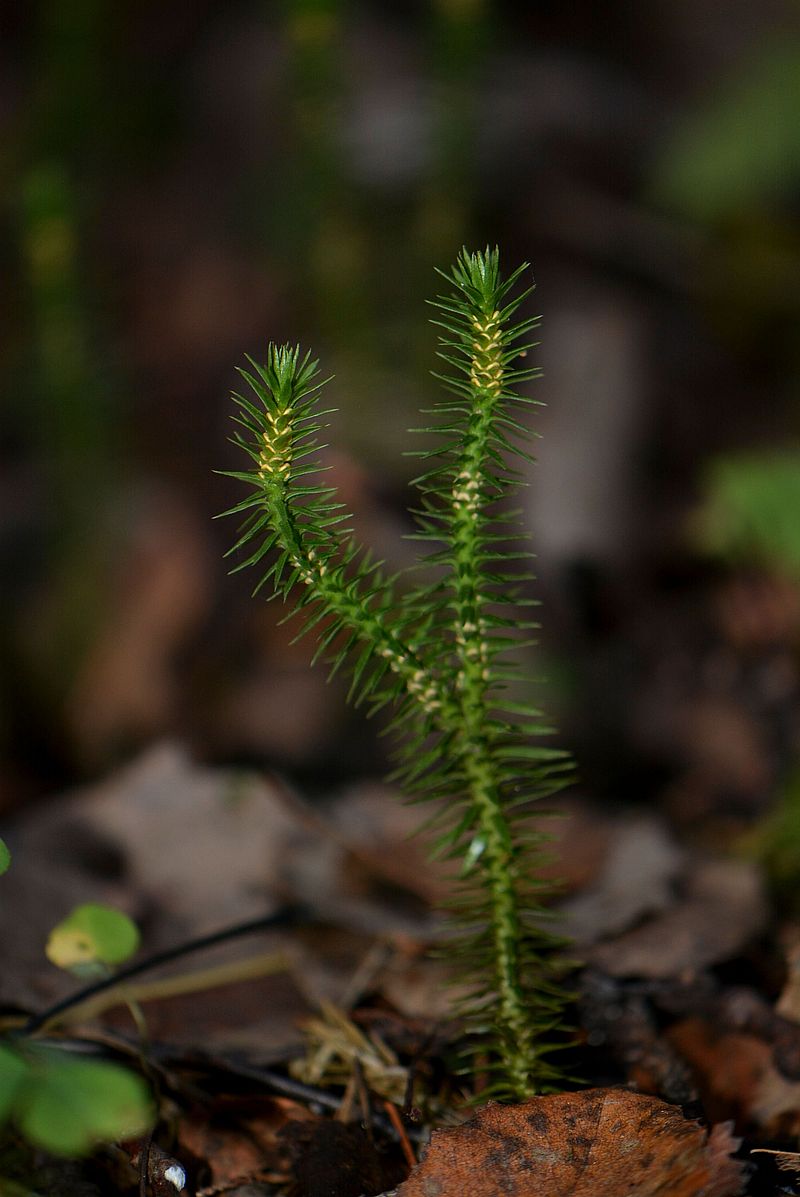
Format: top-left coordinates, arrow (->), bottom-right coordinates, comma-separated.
0,838 -> 10,876
17,1051 -> 153,1156
46,904 -> 140,973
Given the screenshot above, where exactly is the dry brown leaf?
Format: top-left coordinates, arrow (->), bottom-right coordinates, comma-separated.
748,1066 -> 800,1138
667,1019 -> 770,1128
751,1148 -> 800,1176
178,1095 -> 314,1189
674,696 -> 772,797
397,1088 -> 745,1197
715,572 -> 800,650
668,1017 -> 800,1136
560,816 -> 684,946
586,859 -> 766,978
534,797 -> 617,893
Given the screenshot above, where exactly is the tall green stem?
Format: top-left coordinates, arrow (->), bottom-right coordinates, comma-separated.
445,301 -> 538,1095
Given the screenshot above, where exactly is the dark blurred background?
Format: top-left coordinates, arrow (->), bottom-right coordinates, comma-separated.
3,0 -> 800,822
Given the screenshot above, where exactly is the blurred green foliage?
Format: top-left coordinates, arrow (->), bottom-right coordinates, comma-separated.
0,1043 -> 152,1158
0,0 -> 514,808
4,1 -> 800,792
743,771 -> 800,906
652,40 -> 800,223
265,0 -> 493,464
650,34 -> 800,361
19,165 -> 116,522
697,451 -> 800,579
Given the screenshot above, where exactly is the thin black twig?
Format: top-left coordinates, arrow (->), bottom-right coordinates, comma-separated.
20,904 -> 306,1037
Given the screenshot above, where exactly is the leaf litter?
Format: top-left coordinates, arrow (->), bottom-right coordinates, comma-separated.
0,742 -> 797,1195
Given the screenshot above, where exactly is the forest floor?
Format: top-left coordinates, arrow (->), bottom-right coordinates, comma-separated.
3,570 -> 800,1195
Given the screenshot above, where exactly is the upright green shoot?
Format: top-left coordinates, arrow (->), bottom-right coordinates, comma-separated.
221,248 -> 573,1098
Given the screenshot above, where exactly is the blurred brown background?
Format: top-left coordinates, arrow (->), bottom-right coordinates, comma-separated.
2,0 -> 799,814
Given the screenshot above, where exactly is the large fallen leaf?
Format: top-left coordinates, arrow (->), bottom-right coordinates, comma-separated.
397,1088 -> 745,1197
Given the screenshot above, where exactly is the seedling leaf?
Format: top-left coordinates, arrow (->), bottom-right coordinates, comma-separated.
46,904 -> 140,974
16,1050 -> 153,1156
0,1043 -> 153,1156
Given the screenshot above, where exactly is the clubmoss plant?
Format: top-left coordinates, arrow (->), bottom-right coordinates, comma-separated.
221,248 -> 573,1099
